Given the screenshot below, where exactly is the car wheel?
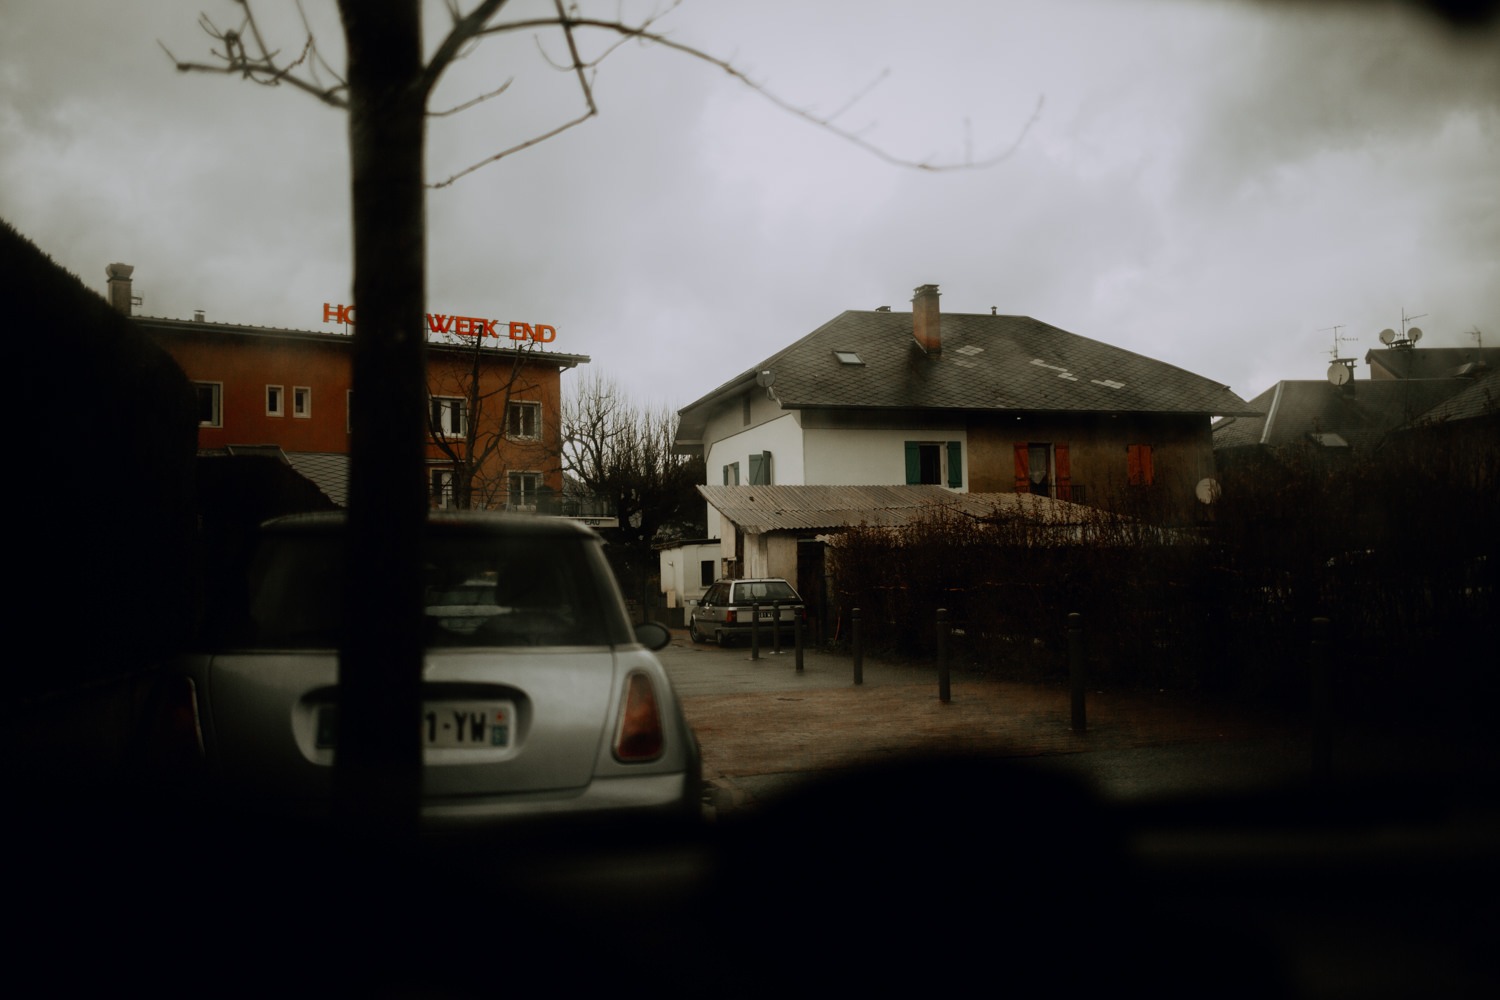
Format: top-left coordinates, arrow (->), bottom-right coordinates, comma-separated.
689,620 -> 705,644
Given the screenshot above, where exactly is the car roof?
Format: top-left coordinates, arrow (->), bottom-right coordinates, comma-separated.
260,510 -> 602,541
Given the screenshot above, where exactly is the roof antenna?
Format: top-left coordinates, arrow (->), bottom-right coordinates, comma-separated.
1320,324 -> 1356,385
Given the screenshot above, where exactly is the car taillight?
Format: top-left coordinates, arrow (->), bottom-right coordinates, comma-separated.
613,672 -> 664,762
725,609 -> 737,624
144,674 -> 205,775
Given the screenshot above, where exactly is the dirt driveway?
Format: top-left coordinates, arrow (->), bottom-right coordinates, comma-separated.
656,630 -> 1308,812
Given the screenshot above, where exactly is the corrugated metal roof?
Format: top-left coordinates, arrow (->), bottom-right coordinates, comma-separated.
697,484 -> 1098,534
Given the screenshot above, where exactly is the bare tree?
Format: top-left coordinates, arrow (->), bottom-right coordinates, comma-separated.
168,0 -> 1037,837
564,371 -> 704,542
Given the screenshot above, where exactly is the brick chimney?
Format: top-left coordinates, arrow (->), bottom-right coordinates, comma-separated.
106,263 -> 134,315
912,283 -> 941,355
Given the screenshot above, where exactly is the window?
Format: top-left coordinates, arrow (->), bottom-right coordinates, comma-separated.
431,396 -> 466,438
195,382 -> 222,428
1013,443 -> 1073,500
904,441 -> 963,488
507,471 -> 541,511
293,386 -> 311,419
700,561 -> 716,587
723,462 -> 740,485
430,468 -> 455,509
506,400 -> 541,440
748,451 -> 773,485
834,350 -> 863,365
266,385 -> 284,417
1127,444 -> 1154,486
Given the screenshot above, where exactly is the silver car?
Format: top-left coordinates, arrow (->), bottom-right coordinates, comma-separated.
688,577 -> 805,647
175,511 -> 700,827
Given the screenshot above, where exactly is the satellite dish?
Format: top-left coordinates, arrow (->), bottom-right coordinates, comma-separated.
1407,326 -> 1423,343
1327,362 -> 1351,386
755,370 -> 775,388
1379,328 -> 1397,345
1195,478 -> 1221,505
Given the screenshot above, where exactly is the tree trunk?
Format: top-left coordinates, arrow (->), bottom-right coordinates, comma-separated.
334,0 -> 427,841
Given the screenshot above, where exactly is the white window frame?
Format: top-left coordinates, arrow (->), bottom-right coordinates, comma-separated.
196,382 -> 223,428
507,470 -> 542,512
430,395 -> 467,438
266,384 -> 284,417
293,386 -> 311,419
506,400 -> 541,440
430,468 -> 456,509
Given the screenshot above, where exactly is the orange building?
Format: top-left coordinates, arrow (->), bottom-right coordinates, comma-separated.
106,264 -> 589,508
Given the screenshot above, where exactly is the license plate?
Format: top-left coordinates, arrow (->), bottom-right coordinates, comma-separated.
424,701 -> 513,749
315,701 -> 514,750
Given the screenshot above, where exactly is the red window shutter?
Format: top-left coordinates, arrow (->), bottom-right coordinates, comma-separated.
1013,444 -> 1029,492
1127,444 -> 1154,486
1055,444 -> 1072,500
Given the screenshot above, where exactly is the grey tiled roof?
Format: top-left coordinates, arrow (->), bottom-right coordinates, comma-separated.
1410,369 -> 1500,424
1365,347 -> 1500,381
685,310 -> 1255,420
1212,378 -> 1479,451
286,452 -> 349,506
698,484 -> 1101,534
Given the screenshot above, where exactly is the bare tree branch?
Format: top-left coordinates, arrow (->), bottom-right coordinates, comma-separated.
172,2 -> 1038,186
428,78 -> 514,118
469,14 -> 1041,174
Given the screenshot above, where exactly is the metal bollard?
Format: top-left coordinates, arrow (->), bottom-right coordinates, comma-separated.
750,602 -> 760,661
794,605 -> 804,673
1310,617 -> 1331,782
852,607 -> 863,685
771,600 -> 782,655
1067,612 -> 1086,732
937,608 -> 951,703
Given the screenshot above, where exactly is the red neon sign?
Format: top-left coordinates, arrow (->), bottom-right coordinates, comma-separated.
321,303 -> 556,343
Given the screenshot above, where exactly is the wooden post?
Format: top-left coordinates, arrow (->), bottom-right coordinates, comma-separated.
750,602 -> 761,661
794,605 -> 804,673
852,607 -> 863,685
1068,612 -> 1086,732
937,608 -> 951,704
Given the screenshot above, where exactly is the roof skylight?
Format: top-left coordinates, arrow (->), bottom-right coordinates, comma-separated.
834,350 -> 864,365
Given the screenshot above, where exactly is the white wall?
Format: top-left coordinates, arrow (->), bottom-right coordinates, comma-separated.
705,412 -> 805,486
802,424 -> 968,488
658,542 -> 722,607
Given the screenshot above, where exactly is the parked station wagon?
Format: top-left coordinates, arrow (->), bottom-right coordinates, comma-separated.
688,578 -> 805,647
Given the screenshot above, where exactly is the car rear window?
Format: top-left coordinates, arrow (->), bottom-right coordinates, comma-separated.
732,580 -> 799,603
241,528 -> 631,649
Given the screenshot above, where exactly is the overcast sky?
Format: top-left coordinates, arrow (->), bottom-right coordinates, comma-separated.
2,0 -> 1496,409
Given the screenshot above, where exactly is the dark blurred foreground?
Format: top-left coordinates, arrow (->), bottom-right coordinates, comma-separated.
15,749 -> 1498,998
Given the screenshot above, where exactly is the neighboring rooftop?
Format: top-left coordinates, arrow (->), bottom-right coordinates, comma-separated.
1212,377 -> 1484,451
679,299 -> 1255,443
1365,345 -> 1500,381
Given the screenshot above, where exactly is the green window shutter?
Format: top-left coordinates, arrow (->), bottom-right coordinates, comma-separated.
748,451 -> 772,485
904,442 -> 921,484
947,441 -> 963,488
